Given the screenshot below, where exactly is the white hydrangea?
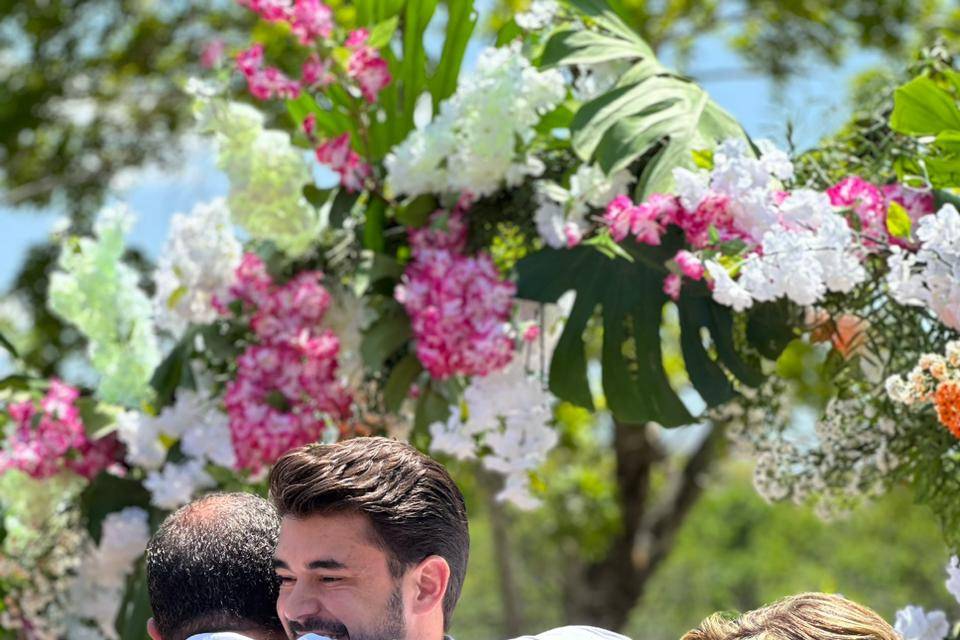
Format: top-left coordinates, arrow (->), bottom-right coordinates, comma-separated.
515,0 -> 559,30
736,216 -> 866,307
533,164 -> 632,248
197,99 -> 321,256
704,260 -> 753,312
68,507 -> 149,640
153,197 -> 241,336
47,205 -> 161,407
116,390 -> 235,470
946,555 -> 960,605
386,43 -> 566,199
144,458 -> 215,510
430,362 -> 556,509
886,204 -> 960,331
894,606 -> 949,640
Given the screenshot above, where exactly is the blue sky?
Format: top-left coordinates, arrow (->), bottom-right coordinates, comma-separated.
0,18 -> 885,291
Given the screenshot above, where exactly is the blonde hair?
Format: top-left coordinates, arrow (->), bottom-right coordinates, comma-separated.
681,593 -> 899,640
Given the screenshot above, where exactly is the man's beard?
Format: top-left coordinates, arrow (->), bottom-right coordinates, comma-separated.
287,586 -> 405,640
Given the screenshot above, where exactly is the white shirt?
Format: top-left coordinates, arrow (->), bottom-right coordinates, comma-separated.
511,626 -> 632,640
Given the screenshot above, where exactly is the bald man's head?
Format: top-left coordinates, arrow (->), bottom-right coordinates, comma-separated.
146,492 -> 284,640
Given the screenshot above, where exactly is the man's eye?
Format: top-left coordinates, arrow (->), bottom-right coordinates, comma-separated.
320,576 -> 343,583
277,575 -> 296,584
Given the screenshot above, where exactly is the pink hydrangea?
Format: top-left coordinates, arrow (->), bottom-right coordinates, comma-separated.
396,211 -> 516,379
603,194 -> 670,245
315,134 -> 372,192
663,273 -> 682,301
220,254 -> 353,472
827,176 -> 886,244
674,250 -> 705,280
237,0 -> 294,22
345,29 -> 392,103
0,380 -> 121,480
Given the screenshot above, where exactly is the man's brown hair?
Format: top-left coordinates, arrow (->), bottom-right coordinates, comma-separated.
268,436 -> 470,630
682,593 -> 900,640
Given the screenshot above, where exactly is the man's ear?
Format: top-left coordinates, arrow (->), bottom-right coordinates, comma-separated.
409,555 -> 451,617
147,617 -> 162,640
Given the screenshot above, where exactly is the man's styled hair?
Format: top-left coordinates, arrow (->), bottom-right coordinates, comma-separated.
682,593 -> 900,640
146,492 -> 284,640
268,436 -> 470,630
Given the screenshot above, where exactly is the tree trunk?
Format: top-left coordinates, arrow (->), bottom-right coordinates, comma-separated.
563,420 -> 724,631
484,471 -> 526,637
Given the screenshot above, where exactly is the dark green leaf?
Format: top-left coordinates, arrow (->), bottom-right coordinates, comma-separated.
361,313 -> 412,370
413,382 -> 451,434
746,301 -> 797,361
303,185 -> 333,209
80,473 -> 151,544
115,560 -> 152,640
149,330 -> 196,409
0,332 -> 18,359
383,353 -> 423,412
363,197 -> 388,252
516,236 -> 762,425
330,189 -> 360,228
396,194 -> 439,227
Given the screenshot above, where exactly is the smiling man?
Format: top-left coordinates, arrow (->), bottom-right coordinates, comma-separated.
268,437 -> 469,640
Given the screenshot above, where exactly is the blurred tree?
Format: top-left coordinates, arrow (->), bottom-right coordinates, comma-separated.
494,0 -> 960,81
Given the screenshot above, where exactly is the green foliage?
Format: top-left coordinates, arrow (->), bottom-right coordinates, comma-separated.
496,0 -> 959,82
540,0 -> 745,198
890,67 -> 960,187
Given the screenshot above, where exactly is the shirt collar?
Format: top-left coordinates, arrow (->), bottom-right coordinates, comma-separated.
186,633 -> 258,640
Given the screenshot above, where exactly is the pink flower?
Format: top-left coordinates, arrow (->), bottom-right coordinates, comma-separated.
315,134 -> 372,192
290,0 -> 333,44
523,325 -> 541,343
564,222 -> 583,247
675,193 -> 734,248
396,211 -> 517,379
603,195 -> 669,245
236,44 -> 300,101
663,274 -> 682,301
827,176 -> 886,245
0,381 -> 120,481
236,44 -> 265,76
237,0 -> 294,22
220,256 -> 353,472
201,39 -> 226,69
345,30 -> 391,103
674,250 -> 704,280
301,53 -> 334,89
302,113 -> 317,139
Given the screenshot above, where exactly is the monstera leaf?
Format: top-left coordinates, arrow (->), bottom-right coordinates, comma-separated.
541,0 -> 745,197
516,237 -> 765,426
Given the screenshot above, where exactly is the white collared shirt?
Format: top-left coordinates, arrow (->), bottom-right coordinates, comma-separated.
186,633 -> 257,640
510,626 -> 632,640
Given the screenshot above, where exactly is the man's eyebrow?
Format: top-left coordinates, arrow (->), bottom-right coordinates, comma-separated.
271,558 -> 349,570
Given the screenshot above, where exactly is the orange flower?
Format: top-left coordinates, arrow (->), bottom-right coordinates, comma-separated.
934,380 -> 960,439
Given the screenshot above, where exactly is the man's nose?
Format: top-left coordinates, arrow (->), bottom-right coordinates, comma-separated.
281,583 -> 327,622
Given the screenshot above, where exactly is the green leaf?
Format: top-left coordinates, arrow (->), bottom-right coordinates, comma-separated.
363,197 -> 388,252
367,15 -> 400,48
935,188 -> 960,210
115,560 -> 152,640
0,332 -> 18,358
79,472 -> 151,544
890,76 -> 960,136
383,353 -> 423,412
540,28 -> 654,68
515,237 -> 763,426
429,1 -> 477,106
692,148 -> 714,170
329,189 -> 360,228
886,200 -> 913,240
746,301 -> 797,361
396,194 -> 439,227
361,312 -> 412,370
303,184 -> 333,209
285,94 -> 352,138
150,330 -> 196,409
413,382 -> 451,434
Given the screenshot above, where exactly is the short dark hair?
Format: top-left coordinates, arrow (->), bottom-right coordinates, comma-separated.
268,437 -> 470,630
146,492 -> 284,640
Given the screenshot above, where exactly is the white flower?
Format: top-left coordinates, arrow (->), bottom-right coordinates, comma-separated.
572,61 -> 629,102
894,606 -> 949,640
144,459 -> 215,510
515,0 -> 559,30
180,409 -> 236,469
98,507 -> 151,568
672,167 -> 711,211
153,198 -> 241,336
386,43 -> 566,199
115,410 -> 166,470
428,362 -> 556,509
706,260 -> 754,311
946,555 -> 960,605
534,189 -> 568,249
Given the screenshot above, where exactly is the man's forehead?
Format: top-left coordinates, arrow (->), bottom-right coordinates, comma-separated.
275,512 -> 383,561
